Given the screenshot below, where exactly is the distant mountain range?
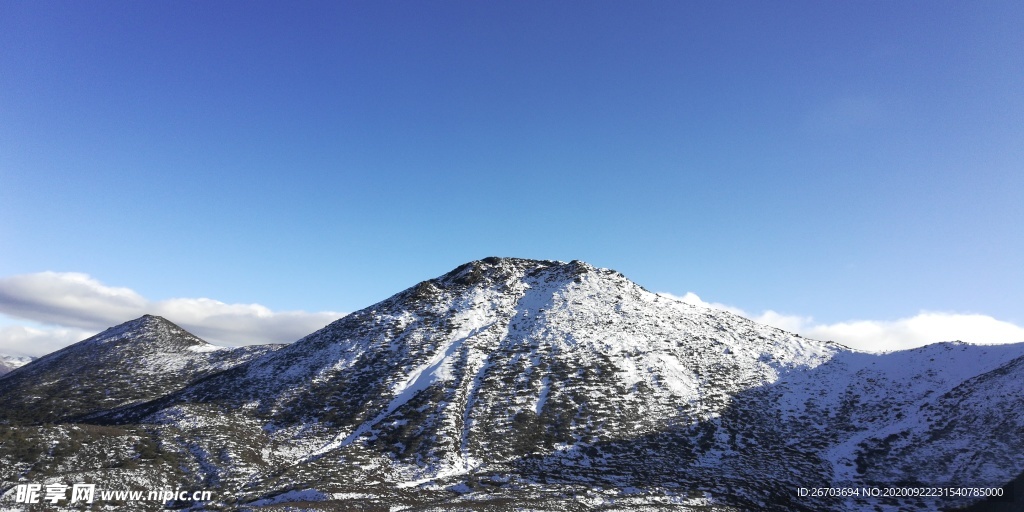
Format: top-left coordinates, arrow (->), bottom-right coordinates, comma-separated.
1,258 -> 1021,511
0,355 -> 33,376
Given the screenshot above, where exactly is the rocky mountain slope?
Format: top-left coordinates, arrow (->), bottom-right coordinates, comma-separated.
1,258 -> 1021,511
0,315 -> 282,424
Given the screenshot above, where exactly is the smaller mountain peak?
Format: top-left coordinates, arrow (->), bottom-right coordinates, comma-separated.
83,315 -> 207,350
92,314 -> 174,335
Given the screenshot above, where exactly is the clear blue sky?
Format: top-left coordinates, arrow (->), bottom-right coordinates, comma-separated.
2,1 -> 1022,326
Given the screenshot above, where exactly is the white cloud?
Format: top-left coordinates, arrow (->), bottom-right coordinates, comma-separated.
662,292 -> 1024,353
750,310 -> 814,334
0,272 -> 146,329
802,313 -> 1024,352
150,298 -> 339,347
0,323 -> 94,359
0,272 -> 344,357
5,273 -> 1019,358
658,292 -> 747,316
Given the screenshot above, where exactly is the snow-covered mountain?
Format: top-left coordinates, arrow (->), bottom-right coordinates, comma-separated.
1,258 -> 1021,511
0,354 -> 33,376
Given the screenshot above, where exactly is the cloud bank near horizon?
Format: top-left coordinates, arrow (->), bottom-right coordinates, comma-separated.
0,272 -> 343,358
664,292 -> 1024,353
1,271 -> 1020,358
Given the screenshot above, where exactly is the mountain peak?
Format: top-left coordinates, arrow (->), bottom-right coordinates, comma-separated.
127,313 -> 178,328
385,258 -> 632,314
145,255 -> 835,468
431,257 -> 617,290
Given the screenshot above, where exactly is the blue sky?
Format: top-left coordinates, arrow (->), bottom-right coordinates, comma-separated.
1,1 -> 1022,356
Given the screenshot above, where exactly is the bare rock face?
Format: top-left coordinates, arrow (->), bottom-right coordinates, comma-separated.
2,258 -> 1022,511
